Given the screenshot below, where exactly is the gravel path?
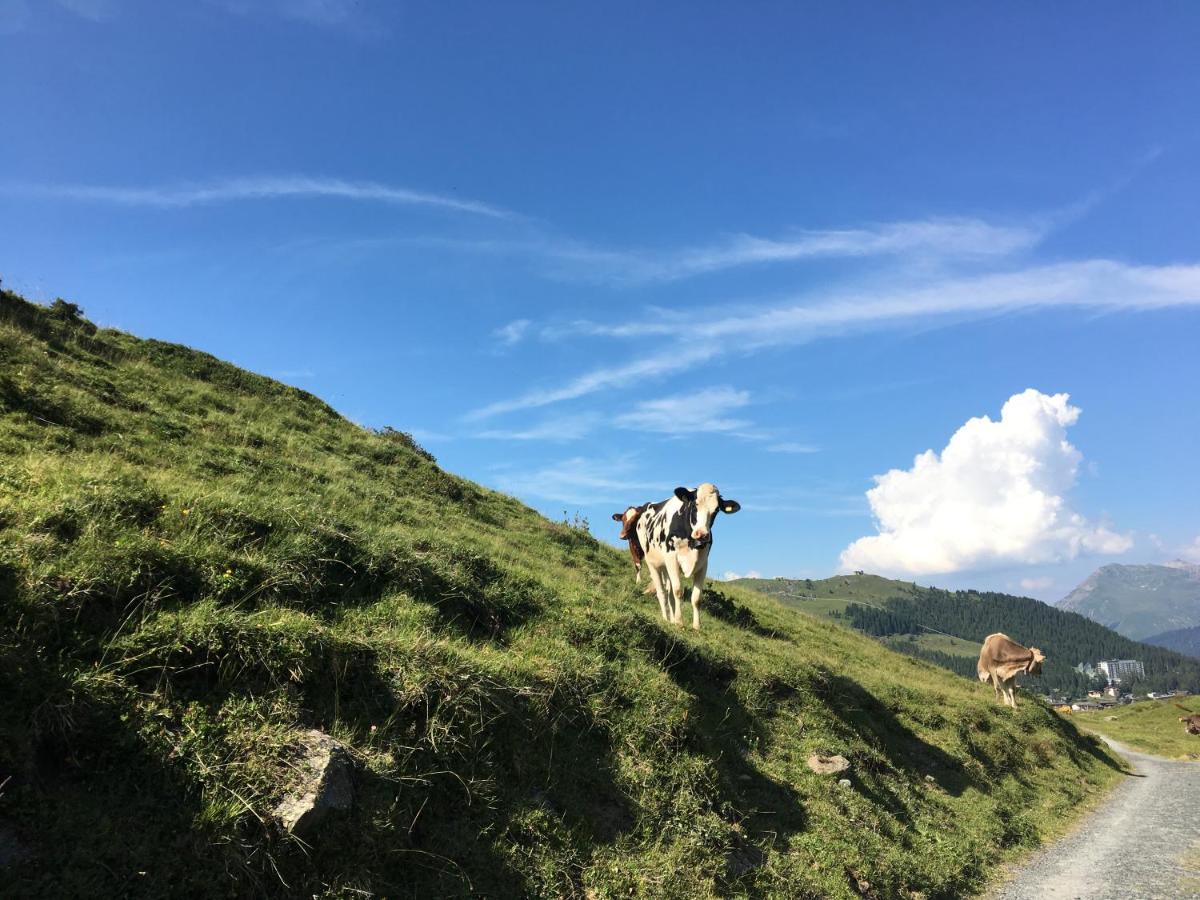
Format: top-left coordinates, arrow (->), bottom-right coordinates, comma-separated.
987,739 -> 1200,900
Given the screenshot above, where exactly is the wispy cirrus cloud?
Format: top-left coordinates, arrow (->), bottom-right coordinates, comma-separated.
471,258 -> 1200,418
614,386 -> 753,435
488,455 -> 662,506
475,413 -> 601,443
305,216 -> 1045,286
465,343 -> 720,420
3,175 -> 515,219
576,217 -> 1043,285
492,318 -> 532,347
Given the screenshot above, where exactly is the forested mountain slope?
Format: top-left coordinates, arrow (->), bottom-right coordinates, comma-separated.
0,291 -> 1122,899
735,576 -> 1200,696
1144,625 -> 1200,659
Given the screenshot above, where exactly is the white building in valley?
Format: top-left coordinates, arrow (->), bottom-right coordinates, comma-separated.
1097,659 -> 1145,685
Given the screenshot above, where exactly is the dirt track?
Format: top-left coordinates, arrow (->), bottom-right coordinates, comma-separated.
986,738 -> 1200,899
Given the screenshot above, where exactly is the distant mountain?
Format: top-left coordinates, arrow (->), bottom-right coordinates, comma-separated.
1058,561 -> 1200,640
1143,624 -> 1200,659
731,573 -> 1200,695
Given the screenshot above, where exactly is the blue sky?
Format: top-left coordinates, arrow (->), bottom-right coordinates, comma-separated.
3,1 -> 1198,600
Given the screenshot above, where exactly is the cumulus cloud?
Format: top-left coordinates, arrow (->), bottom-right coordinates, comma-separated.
839,389 -> 1132,576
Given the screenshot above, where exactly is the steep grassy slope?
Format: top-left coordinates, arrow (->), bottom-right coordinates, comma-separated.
1059,562 -> 1200,640
1074,700 -> 1200,760
736,575 -> 1200,696
0,292 -> 1124,899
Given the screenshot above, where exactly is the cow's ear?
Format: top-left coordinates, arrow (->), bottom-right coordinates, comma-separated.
674,486 -> 696,503
720,498 -> 741,514
612,512 -> 624,521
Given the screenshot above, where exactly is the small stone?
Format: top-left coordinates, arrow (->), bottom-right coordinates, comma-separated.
274,729 -> 353,835
807,753 -> 851,775
924,774 -> 935,783
838,778 -> 852,788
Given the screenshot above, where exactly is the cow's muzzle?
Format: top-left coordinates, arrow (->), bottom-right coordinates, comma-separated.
688,534 -> 713,550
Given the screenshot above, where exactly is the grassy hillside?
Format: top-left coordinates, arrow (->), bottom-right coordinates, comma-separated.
1074,700 -> 1200,761
1059,562 -> 1200,640
736,575 -> 1200,697
0,292 -> 1125,899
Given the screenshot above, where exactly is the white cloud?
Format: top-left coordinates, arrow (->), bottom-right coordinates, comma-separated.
596,218 -> 1042,284
465,343 -> 719,420
839,389 -> 1132,576
514,217 -> 1042,285
475,413 -> 599,443
4,175 -> 513,219
493,318 -> 531,346
722,570 -> 762,581
489,456 -> 661,506
1019,576 -> 1055,592
614,386 -> 752,435
477,259 -> 1200,417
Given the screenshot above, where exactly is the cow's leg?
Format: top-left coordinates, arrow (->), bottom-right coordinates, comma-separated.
1003,678 -> 1016,708
688,563 -> 708,631
646,564 -> 671,622
665,558 -> 685,626
992,676 -> 1002,704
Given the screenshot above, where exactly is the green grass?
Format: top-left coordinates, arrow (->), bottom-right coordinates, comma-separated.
1073,699 -> 1200,760
729,573 -> 924,622
0,292 -> 1126,899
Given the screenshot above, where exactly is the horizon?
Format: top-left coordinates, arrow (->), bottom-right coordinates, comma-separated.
3,2 -> 1198,602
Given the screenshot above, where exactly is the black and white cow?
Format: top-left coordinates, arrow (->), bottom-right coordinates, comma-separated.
635,483 -> 740,631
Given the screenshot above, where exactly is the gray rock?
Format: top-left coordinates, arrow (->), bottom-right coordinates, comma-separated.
837,778 -> 852,788
273,729 -> 353,835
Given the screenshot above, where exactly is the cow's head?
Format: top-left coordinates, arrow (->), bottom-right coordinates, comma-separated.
1027,648 -> 1046,676
611,505 -> 644,540
673,482 -> 740,545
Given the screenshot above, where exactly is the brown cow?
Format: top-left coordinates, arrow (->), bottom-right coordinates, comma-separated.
977,633 -> 1045,708
612,505 -> 647,583
1175,703 -> 1200,736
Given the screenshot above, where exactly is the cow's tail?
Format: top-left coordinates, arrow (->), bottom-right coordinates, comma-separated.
1175,702 -> 1195,714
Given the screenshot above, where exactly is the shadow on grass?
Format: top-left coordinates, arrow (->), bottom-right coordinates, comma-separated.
1041,711 -> 1140,776
814,672 -> 980,801
650,630 -> 807,883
